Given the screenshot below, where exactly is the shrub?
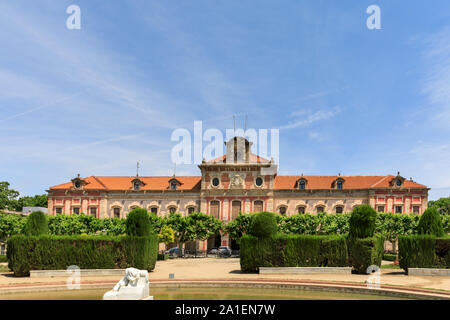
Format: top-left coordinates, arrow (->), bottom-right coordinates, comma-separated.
398,235 -> 449,271
417,207 -> 445,237
349,205 -> 377,238
6,234 -> 158,276
126,208 -> 152,237
0,255 -> 7,263
383,253 -> 397,261
248,212 -> 278,238
157,253 -> 169,261
23,211 -> 48,236
240,234 -> 348,272
347,235 -> 384,274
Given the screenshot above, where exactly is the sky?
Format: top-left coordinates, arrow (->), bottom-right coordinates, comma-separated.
0,0 -> 449,200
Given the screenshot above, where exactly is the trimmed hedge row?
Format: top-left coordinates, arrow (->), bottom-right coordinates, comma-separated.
240,234 -> 384,274
240,234 -> 349,272
398,235 -> 450,272
347,235 -> 384,274
7,234 -> 158,277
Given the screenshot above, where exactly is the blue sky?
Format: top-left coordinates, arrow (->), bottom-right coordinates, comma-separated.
0,0 -> 449,200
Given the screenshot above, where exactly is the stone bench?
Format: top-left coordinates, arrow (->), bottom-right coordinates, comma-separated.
408,268 -> 450,276
259,267 -> 353,274
30,269 -> 125,278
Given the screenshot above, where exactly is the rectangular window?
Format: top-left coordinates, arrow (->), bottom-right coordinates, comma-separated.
113,207 -> 121,218
150,207 -> 158,215
188,207 -> 195,215
55,207 -> 62,214
317,206 -> 324,213
377,206 -> 385,213
298,206 -> 305,214
395,205 -> 403,214
335,206 -> 343,214
90,207 -> 97,217
413,206 -> 420,214
72,207 -> 80,215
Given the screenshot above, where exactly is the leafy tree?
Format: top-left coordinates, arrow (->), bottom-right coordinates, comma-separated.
0,213 -> 26,241
224,213 -> 255,242
0,182 -> 19,210
418,207 -> 445,237
165,212 -> 191,247
12,194 -> 48,212
186,212 -> 222,242
429,197 -> 450,215
158,225 -> 175,245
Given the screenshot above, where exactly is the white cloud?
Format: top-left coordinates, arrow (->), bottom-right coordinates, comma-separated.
281,106 -> 342,129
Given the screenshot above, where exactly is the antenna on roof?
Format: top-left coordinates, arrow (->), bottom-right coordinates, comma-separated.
173,162 -> 176,178
136,161 -> 140,177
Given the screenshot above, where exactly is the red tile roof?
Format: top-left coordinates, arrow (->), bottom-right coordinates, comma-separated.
207,153 -> 270,164
273,175 -> 427,190
49,176 -> 201,191
49,175 -> 427,191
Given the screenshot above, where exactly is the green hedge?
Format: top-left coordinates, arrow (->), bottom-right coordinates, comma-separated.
240,234 -> 348,272
0,255 -> 7,263
7,234 -> 158,277
347,235 -> 384,274
383,253 -> 397,261
398,235 -> 450,272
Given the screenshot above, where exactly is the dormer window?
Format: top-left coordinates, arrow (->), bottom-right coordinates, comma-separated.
131,178 -> 145,191
74,181 -> 81,189
133,181 -> 140,190
333,177 -> 345,190
396,179 -> 402,187
299,180 -> 306,190
71,174 -> 87,190
337,180 -> 343,190
170,181 -> 177,190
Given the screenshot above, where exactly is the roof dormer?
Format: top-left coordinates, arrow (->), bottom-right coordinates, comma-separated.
332,175 -> 345,190
131,177 -> 146,190
390,172 -> 405,188
71,174 -> 88,190
168,177 -> 182,190
297,175 -> 308,190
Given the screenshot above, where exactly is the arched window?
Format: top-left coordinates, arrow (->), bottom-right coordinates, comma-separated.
279,206 -> 287,215
149,207 -> 158,215
168,206 -> 177,214
316,206 -> 325,213
298,206 -> 305,214
187,207 -> 195,215
335,206 -> 344,214
113,207 -> 121,218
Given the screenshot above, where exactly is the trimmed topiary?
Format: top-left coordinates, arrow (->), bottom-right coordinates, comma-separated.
23,211 -> 48,236
417,207 -> 445,237
248,212 -> 278,238
349,205 -> 377,238
126,208 -> 152,236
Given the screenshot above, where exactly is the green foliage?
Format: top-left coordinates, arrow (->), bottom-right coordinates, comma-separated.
398,235 -> 437,271
349,205 -> 377,238
157,253 -> 169,260
417,207 -> 445,237
240,234 -> 349,272
23,211 -> 48,236
125,208 -> 153,237
383,253 -> 397,261
347,235 -> 384,274
429,197 -> 450,215
0,182 -> 19,210
158,225 -> 175,245
0,181 -> 47,211
248,212 -> 278,238
0,255 -> 7,263
0,213 -> 26,241
224,213 -> 255,242
6,234 -> 158,276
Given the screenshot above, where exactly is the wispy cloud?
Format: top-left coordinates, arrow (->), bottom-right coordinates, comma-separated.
281,106 -> 342,129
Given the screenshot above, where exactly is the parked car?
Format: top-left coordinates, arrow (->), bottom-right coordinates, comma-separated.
218,246 -> 232,257
208,248 -> 218,255
165,247 -> 181,257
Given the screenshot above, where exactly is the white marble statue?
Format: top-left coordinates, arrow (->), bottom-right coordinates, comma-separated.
103,267 -> 152,300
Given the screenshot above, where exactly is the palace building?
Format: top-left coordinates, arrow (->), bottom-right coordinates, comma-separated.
47,136 -> 429,250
